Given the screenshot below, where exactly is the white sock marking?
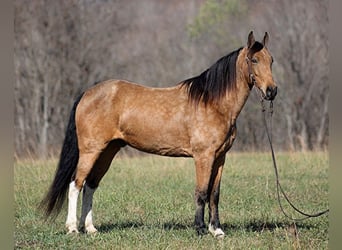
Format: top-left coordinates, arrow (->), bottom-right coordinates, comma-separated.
209,223 -> 225,239
65,181 -> 80,233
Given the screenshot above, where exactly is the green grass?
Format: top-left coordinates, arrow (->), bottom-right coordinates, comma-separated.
14,152 -> 328,249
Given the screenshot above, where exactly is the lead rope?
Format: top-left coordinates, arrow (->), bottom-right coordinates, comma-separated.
258,91 -> 329,221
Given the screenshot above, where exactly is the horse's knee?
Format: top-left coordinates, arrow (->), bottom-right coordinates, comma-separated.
195,188 -> 208,204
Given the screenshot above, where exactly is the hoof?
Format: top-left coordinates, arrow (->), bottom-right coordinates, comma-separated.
79,225 -> 98,234
209,224 -> 225,239
86,226 -> 98,234
67,227 -> 79,234
196,226 -> 208,236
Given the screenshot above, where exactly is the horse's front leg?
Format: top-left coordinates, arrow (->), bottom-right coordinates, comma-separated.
208,155 -> 226,239
193,153 -> 215,236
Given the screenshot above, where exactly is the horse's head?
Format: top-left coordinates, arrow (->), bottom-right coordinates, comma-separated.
246,31 -> 277,101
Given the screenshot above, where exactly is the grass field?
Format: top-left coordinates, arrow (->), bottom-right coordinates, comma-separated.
14,152 -> 328,249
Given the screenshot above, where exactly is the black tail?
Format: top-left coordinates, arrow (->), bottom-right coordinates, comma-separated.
40,93 -> 84,218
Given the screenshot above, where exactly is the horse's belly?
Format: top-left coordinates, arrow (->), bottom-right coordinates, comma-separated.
119,117 -> 192,157
124,133 -> 192,157
131,142 -> 192,157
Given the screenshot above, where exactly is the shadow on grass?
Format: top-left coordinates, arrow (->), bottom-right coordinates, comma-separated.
97,220 -> 193,233
97,219 -> 316,234
97,221 -> 145,233
222,220 -> 315,233
163,222 -> 192,231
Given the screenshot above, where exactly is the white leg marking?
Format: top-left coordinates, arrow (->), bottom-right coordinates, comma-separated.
209,224 -> 225,239
80,184 -> 97,234
66,181 -> 80,234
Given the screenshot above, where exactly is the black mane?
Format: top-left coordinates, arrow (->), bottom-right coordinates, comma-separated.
181,47 -> 243,105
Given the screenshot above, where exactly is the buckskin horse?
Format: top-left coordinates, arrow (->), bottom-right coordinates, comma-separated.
40,31 -> 277,239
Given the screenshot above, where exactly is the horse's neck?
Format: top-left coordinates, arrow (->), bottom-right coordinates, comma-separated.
223,84 -> 250,122
221,50 -> 251,121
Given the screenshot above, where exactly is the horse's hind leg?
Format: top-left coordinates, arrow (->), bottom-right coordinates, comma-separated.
66,181 -> 81,233
79,184 -> 96,233
66,151 -> 100,234
79,141 -> 122,234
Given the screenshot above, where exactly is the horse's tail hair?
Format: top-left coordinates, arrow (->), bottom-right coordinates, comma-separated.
39,93 -> 84,219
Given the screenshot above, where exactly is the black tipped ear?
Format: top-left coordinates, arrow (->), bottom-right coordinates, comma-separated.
263,32 -> 269,47
247,31 -> 255,48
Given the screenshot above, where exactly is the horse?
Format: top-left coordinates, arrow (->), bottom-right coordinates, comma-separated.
40,31 -> 277,239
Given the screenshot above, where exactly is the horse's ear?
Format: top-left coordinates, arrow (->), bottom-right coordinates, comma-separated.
247,31 -> 255,49
263,32 -> 269,47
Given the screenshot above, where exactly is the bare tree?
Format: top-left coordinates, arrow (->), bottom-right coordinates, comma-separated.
259,0 -> 329,150
14,0 -> 203,157
14,0 -> 328,158
15,1 -> 83,157
187,0 -> 328,151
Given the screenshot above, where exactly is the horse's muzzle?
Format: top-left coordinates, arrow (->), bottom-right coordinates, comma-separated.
265,86 -> 277,101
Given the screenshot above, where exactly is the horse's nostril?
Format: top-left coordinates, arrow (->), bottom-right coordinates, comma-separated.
266,86 -> 277,100
273,86 -> 278,97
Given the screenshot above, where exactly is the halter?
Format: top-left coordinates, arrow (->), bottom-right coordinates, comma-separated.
245,56 -> 256,90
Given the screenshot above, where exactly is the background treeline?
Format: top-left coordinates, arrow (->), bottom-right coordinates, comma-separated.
14,0 -> 328,158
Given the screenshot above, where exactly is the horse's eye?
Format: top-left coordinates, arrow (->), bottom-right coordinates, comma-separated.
251,58 -> 258,64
